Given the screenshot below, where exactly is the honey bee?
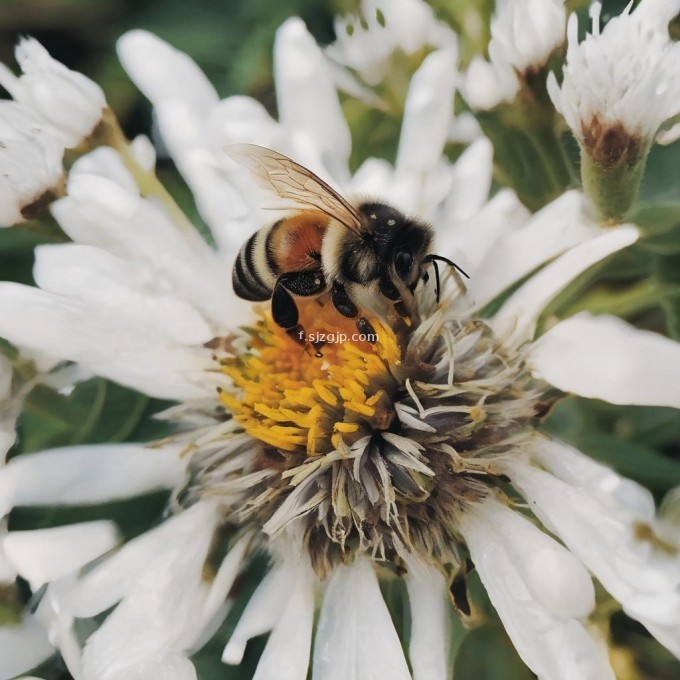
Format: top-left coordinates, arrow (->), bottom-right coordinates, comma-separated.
226,144 -> 467,344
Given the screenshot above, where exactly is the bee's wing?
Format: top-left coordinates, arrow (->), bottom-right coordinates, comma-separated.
224,144 -> 363,237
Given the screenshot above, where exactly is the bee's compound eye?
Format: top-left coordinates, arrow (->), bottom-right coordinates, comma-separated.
394,249 -> 413,279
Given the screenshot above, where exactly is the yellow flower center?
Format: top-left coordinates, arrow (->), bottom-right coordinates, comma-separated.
219,297 -> 403,456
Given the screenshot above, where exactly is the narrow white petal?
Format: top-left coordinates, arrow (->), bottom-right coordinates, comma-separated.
404,556 -> 450,680
116,30 -> 218,116
396,47 -> 457,175
222,560 -> 297,664
473,499 -> 595,619
252,566 -> 315,680
531,438 -> 655,520
459,501 -> 615,680
274,18 -> 351,183
0,283 -> 214,400
34,244 -> 213,345
3,521 -> 119,590
191,533 -> 252,648
529,313 -> 680,408
81,502 -> 219,680
491,225 -> 638,347
444,136 -> 493,222
441,189 -> 530,277
0,616 -> 53,680
460,191 -> 600,312
71,501 -> 216,619
34,584 -> 83,679
0,443 -> 187,517
312,559 -> 411,680
507,454 -> 680,628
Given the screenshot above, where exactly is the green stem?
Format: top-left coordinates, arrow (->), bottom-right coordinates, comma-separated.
580,147 -> 648,224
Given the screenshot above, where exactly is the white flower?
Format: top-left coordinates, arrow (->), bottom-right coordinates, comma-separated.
548,0 -> 680,151
326,0 -> 456,88
0,26 -> 678,680
464,0 -> 566,110
0,37 -> 106,148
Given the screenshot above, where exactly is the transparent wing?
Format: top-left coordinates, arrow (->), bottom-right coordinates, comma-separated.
224,143 -> 363,237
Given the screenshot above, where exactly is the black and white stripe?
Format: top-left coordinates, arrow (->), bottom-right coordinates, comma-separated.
232,228 -> 278,301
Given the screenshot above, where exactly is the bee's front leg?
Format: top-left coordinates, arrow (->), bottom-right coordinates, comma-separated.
330,280 -> 377,343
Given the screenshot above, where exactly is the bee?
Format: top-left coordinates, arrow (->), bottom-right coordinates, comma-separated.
226,144 -> 467,345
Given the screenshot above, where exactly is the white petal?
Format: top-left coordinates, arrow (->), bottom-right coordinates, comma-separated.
70,501 -> 216,619
396,47 -> 458,175
34,244 -> 213,345
507,454 -> 680,628
252,565 -> 315,680
0,443 -> 187,517
108,655 -> 197,680
440,189 -> 530,276
529,313 -> 680,408
471,499 -> 595,619
404,556 -> 450,680
81,502 -> 218,680
443,136 -> 493,223
0,616 -> 53,680
222,560 -> 297,664
3,521 -> 119,590
459,500 -> 615,680
531,438 -> 655,521
52,169 -> 233,328
0,283 -> 214,400
274,18 -> 351,183
190,533 -> 252,648
7,38 -> 105,148
116,30 -> 218,117
491,225 -> 639,347
312,559 -> 411,680
459,191 -> 601,313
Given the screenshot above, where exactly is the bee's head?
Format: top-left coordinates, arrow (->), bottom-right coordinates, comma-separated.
356,202 -> 433,288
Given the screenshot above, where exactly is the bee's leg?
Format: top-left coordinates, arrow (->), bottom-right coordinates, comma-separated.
330,280 -> 377,343
272,281 -> 306,346
379,275 -> 410,320
272,271 -> 327,348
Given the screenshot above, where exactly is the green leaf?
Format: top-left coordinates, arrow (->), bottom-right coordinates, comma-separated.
543,398 -> 680,491
632,203 -> 680,254
454,625 -> 533,680
576,434 -> 680,490
9,490 -> 171,542
16,379 -> 155,454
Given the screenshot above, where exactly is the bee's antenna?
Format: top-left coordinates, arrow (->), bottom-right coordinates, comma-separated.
424,254 -> 469,302
424,254 -> 470,279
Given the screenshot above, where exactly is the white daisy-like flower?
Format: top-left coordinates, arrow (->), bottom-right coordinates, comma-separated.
0,23 -> 678,680
548,0 -> 680,153
464,0 -> 566,110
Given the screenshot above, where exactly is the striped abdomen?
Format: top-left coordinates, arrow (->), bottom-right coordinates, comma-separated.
232,228 -> 277,301
232,212 -> 329,301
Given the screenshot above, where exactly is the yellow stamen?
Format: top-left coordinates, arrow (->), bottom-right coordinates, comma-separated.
219,299 -> 401,456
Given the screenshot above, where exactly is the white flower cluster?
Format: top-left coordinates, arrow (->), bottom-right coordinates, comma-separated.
0,2 -> 678,680
0,38 -> 106,227
464,0 -> 567,109
548,0 -> 680,149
